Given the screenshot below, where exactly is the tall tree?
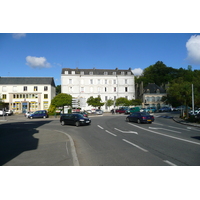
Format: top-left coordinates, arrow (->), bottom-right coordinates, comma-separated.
87,95 -> 104,108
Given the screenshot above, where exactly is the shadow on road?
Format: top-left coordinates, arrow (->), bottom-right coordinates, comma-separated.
0,120 -> 52,165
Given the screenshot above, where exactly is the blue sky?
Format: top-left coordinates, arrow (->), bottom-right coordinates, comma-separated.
1,33 -> 200,86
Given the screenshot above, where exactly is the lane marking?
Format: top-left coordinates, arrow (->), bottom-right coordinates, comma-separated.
97,125 -> 104,129
128,123 -> 200,146
114,128 -> 138,134
168,126 -> 190,131
105,130 -> 117,137
149,127 -> 181,134
163,160 -> 177,166
122,139 -> 148,152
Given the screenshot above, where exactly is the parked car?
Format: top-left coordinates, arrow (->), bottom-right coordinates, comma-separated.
125,107 -> 140,114
146,107 -> 157,113
140,108 -> 148,112
95,109 -> 103,115
5,110 -> 13,116
24,111 -> 33,118
116,108 -> 127,114
0,110 -> 5,116
28,110 -> 48,119
126,112 -> 154,124
73,111 -> 88,117
159,107 -> 171,112
60,113 -> 91,127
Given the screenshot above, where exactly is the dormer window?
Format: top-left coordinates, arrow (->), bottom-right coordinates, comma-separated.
80,71 -> 84,75
104,71 -> 108,75
89,71 -> 93,75
121,71 -> 124,75
156,89 -> 160,93
65,71 -> 68,74
146,89 -> 150,93
71,71 -> 75,75
113,72 -> 116,75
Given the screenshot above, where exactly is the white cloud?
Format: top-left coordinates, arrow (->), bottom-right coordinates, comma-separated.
186,35 -> 200,65
26,56 -> 51,69
12,33 -> 26,39
132,68 -> 143,76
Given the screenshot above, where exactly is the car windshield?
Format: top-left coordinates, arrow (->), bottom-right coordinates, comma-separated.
140,112 -> 150,116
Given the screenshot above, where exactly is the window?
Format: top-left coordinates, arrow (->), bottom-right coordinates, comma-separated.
2,94 -> 6,99
13,86 -> 17,92
125,79 -> 128,84
90,79 -> 93,84
98,79 -> 101,84
2,86 -> 6,92
43,101 -> 48,109
105,96 -> 107,101
156,89 -> 160,93
34,86 -> 38,91
113,80 -> 116,84
89,71 -> 93,75
104,71 -> 108,75
105,79 -> 107,84
105,87 -> 107,92
127,72 -> 131,75
80,87 -> 84,92
69,79 -> 72,84
24,86 -> 27,91
44,94 -> 48,99
65,71 -> 68,74
114,87 -> 116,92
98,87 -> 101,93
44,86 -> 48,91
121,71 -> 124,75
71,71 -> 75,75
125,87 -> 128,92
113,72 -> 116,75
80,71 -> 84,75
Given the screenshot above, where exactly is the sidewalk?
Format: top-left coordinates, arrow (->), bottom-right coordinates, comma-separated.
173,114 -> 200,128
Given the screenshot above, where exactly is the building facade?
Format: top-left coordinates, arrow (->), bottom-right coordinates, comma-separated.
61,68 -> 135,111
135,82 -> 167,109
0,77 -> 56,113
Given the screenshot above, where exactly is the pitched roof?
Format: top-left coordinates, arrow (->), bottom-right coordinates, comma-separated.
0,77 -> 56,87
61,68 -> 134,75
143,83 -> 166,93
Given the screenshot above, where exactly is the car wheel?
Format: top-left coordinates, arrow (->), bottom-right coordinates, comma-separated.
126,118 -> 130,122
75,121 -> 80,127
137,119 -> 141,124
61,121 -> 65,126
30,116 -> 33,119
43,116 -> 46,118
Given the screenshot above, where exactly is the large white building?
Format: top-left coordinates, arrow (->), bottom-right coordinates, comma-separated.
61,68 -> 135,111
0,77 -> 56,113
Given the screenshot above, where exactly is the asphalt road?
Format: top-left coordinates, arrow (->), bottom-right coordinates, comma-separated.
0,112 -> 200,166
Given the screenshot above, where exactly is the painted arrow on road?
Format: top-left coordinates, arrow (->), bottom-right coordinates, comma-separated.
114,128 -> 138,134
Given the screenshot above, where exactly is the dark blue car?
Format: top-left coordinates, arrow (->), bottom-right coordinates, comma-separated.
126,112 -> 154,124
28,110 -> 48,119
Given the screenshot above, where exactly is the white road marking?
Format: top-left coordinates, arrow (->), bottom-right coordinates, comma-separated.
149,127 -> 181,133
105,130 -> 117,137
163,160 -> 177,166
122,139 -> 148,152
114,128 -> 138,134
97,125 -> 104,129
128,123 -> 200,146
168,126 -> 190,131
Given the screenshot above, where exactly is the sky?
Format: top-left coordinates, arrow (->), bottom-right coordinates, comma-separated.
0,33 -> 200,86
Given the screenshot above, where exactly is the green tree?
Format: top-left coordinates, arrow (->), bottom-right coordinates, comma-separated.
105,99 -> 114,110
56,85 -> 61,95
87,95 -> 104,108
115,97 -> 129,107
129,99 -> 142,106
48,93 -> 72,114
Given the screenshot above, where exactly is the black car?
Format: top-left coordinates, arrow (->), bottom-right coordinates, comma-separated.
60,113 -> 91,127
126,112 -> 154,124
